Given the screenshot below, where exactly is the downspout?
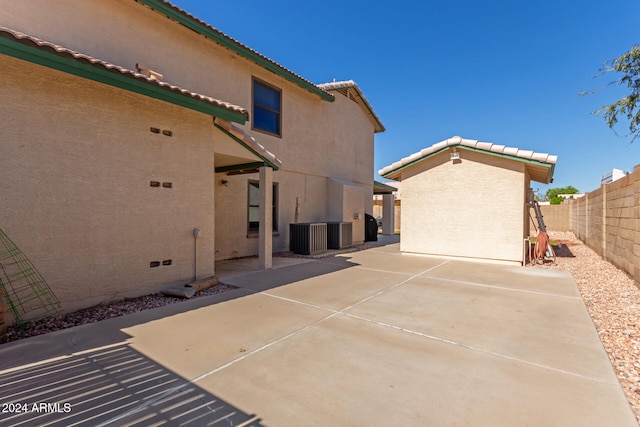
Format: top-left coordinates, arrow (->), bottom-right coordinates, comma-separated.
193,228 -> 201,280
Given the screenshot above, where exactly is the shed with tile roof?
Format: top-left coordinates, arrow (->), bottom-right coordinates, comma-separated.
379,136 -> 557,264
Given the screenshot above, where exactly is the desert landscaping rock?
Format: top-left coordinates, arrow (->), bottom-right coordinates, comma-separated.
3,283 -> 236,343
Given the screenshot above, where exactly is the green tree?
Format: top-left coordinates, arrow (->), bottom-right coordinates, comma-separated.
546,186 -> 580,205
586,45 -> 640,142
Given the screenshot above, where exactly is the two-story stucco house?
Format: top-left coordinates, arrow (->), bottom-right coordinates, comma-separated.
0,0 -> 384,317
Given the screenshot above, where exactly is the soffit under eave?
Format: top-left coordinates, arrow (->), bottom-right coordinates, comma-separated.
213,119 -> 282,172
526,163 -> 555,184
345,87 -> 385,133
373,180 -> 397,194
320,83 -> 385,133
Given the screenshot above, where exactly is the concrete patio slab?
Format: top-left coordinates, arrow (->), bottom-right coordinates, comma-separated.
346,272 -> 613,380
0,241 -> 636,426
197,313 -> 631,426
123,291 -> 333,380
322,248 -> 444,276
426,258 -> 581,297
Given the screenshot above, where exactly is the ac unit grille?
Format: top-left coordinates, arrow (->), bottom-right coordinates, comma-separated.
289,223 -> 328,255
327,222 -> 353,249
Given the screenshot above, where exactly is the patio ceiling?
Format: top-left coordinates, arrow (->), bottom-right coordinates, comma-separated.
213,119 -> 281,173
373,180 -> 397,195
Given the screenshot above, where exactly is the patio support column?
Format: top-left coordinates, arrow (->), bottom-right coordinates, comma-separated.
381,193 -> 395,235
259,165 -> 273,270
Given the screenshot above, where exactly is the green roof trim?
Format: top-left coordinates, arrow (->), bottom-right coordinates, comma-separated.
373,180 -> 397,194
0,34 -> 247,124
215,162 -> 265,174
382,145 -> 554,179
214,122 -> 280,171
138,0 -> 334,103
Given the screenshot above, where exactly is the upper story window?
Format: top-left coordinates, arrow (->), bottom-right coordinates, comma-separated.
252,78 -> 281,136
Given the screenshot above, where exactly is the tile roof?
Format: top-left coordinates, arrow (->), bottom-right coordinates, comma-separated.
1,26 -> 283,170
379,136 -> 557,183
141,0 -> 334,102
317,80 -> 385,133
0,26 -> 248,120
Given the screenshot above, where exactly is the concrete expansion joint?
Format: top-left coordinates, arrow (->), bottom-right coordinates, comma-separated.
344,312 -> 617,386
347,265 -> 420,276
189,310 -> 343,385
431,276 -> 584,300
261,293 -> 339,313
230,260 -> 611,388
194,261 -> 453,385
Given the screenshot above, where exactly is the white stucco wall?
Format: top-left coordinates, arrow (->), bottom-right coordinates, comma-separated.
1,56 -> 219,312
400,150 -> 527,264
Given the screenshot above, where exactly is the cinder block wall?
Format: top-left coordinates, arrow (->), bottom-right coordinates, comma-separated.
530,204 -> 571,232
604,169 -> 639,280
568,164 -> 640,288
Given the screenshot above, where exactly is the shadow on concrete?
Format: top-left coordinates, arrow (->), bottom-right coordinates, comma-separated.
0,343 -> 264,426
0,289 -> 252,371
0,242 -> 393,426
223,255 -> 359,293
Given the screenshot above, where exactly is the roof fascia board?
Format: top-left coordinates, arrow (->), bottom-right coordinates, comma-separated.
215,162 -> 266,173
381,146 -> 449,179
382,146 -> 554,181
138,0 -> 334,103
0,35 -> 247,123
214,122 -> 280,170
373,180 -> 396,194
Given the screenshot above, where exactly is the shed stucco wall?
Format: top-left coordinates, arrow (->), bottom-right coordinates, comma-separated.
400,150 -> 527,264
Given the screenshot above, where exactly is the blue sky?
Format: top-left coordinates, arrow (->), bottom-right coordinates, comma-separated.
171,0 -> 640,195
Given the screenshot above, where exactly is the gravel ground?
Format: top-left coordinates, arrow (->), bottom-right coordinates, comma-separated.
2,235 -> 639,422
2,283 -> 237,343
541,231 -> 640,424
